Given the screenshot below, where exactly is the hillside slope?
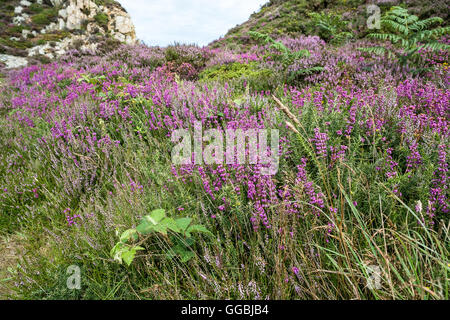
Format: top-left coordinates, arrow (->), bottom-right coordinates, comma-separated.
0,0 -> 448,301
0,0 -> 136,68
210,0 -> 449,49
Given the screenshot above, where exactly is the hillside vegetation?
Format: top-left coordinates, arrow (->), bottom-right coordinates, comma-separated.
0,1 -> 448,299
211,0 -> 449,49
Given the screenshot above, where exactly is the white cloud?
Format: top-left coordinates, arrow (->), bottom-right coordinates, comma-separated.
118,0 -> 267,46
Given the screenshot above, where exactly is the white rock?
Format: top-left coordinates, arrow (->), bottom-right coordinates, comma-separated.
115,15 -> 134,34
58,18 -> 66,30
0,54 -> 28,69
14,6 -> 23,14
50,0 -> 64,6
125,35 -> 135,44
13,13 -> 29,25
55,48 -> 66,56
114,33 -> 125,42
46,22 -> 57,32
65,3 -> 86,30
28,43 -> 50,57
6,0 -> 137,63
59,9 -> 68,19
22,29 -> 31,38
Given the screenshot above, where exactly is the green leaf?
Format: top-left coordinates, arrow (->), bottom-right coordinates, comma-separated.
119,229 -> 138,243
136,221 -> 155,235
144,209 -> 166,225
162,217 -> 182,233
180,251 -> 195,263
151,223 -> 169,236
122,246 -> 144,266
171,244 -> 196,262
110,242 -> 123,259
186,224 -> 213,237
175,217 -> 192,232
111,242 -> 128,264
137,209 -> 167,234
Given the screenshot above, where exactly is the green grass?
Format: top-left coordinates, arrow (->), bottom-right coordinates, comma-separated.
0,37 -> 33,49
29,3 -> 44,14
31,8 -> 58,26
94,13 -> 109,28
0,85 -> 447,300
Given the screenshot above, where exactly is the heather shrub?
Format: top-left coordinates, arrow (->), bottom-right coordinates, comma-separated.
164,44 -> 211,77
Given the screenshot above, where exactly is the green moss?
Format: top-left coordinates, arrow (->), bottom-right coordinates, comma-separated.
7,25 -> 28,36
9,25 -> 24,33
31,8 -> 58,25
29,3 -> 44,13
32,31 -> 70,46
42,31 -> 70,41
94,13 -> 109,28
0,37 -> 33,49
94,0 -> 117,7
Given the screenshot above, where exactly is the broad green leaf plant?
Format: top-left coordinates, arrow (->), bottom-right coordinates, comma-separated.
110,209 -> 213,266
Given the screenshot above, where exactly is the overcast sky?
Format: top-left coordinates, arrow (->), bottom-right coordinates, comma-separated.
119,0 -> 267,47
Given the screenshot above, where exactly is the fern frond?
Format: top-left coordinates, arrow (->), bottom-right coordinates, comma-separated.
382,20 -> 409,36
418,42 -> 450,52
410,17 -> 443,31
413,27 -> 450,42
248,31 -> 275,45
291,50 -> 310,59
270,42 -> 289,55
361,6 -> 449,69
288,66 -> 324,82
358,46 -> 387,55
367,33 -> 404,44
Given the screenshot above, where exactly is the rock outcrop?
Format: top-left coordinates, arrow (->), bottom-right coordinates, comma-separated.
0,0 -> 137,68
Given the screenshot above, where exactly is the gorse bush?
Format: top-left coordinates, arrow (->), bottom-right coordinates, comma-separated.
360,6 -> 450,68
